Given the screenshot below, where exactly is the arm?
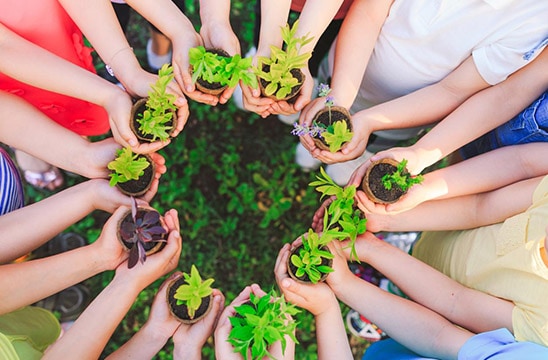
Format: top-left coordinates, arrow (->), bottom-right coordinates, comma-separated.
326,241 -> 472,360
43,209 -> 181,360
274,244 -> 352,360
332,233 -> 514,334
352,143 -> 548,214
373,48 -> 548,174
0,207 -> 133,314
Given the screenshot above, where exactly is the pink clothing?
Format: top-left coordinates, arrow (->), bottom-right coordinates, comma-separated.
0,0 -> 110,136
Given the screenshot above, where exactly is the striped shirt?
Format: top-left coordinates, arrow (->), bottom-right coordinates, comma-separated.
0,148 -> 24,216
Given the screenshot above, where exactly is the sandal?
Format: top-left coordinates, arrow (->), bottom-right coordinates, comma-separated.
32,232 -> 87,259
23,166 -> 64,191
34,283 -> 91,322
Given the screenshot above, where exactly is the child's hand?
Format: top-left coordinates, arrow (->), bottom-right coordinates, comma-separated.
173,288 -> 225,360
91,206 -> 133,269
113,209 -> 182,287
214,285 -> 256,360
324,241 -> 355,290
274,243 -> 338,316
240,82 -> 275,118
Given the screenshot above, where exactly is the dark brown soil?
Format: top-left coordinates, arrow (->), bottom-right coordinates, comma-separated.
364,162 -> 406,204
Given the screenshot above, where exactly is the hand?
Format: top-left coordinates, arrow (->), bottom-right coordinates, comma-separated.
114,209 -> 182,288
173,288 -> 225,360
90,206 -> 133,270
241,81 -> 275,118
274,244 -> 337,316
200,22 -> 241,105
324,241 -> 355,292
214,284 -> 266,360
142,272 -> 184,343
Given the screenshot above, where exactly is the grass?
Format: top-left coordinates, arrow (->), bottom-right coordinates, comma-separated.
23,3 -> 373,359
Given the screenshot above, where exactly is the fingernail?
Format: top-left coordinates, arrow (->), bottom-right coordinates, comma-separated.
282,279 -> 291,288
129,139 -> 137,147
186,85 -> 193,92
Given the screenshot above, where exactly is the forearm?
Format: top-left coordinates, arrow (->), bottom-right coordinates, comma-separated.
330,0 -> 391,108
315,305 -> 352,360
43,277 -> 143,360
0,181 -> 98,262
330,275 -> 468,359
354,236 -> 514,333
0,245 -> 110,314
256,0 -> 292,56
126,0 -> 196,41
0,23 -> 126,106
413,143 -> 548,202
200,0 -> 231,30
107,322 -> 171,360
296,1 -> 344,54
361,57 -> 489,134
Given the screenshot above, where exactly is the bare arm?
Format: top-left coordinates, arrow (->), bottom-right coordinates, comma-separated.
0,207 -> 135,314
43,210 -> 181,360
374,48 -> 548,174
327,241 -> 473,360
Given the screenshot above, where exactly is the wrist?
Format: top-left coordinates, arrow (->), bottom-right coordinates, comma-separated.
139,321 -> 173,346
174,345 -> 201,360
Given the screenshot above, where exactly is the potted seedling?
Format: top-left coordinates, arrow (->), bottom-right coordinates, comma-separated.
292,83 -> 353,152
167,265 -> 215,324
130,64 -> 178,143
117,198 -> 167,269
287,229 -> 334,284
108,147 -> 155,197
189,46 -> 258,95
254,20 -> 313,101
309,167 -> 368,262
361,158 -> 424,204
228,289 -> 300,360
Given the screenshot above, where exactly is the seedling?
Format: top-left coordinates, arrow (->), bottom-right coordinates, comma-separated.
255,20 -> 313,100
290,229 -> 334,284
173,265 -> 215,319
228,289 -> 300,360
107,147 -> 150,187
136,64 -> 177,142
381,159 -> 424,192
118,198 -> 167,269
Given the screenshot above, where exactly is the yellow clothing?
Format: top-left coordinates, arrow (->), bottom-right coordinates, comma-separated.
413,175 -> 548,346
0,307 -> 61,360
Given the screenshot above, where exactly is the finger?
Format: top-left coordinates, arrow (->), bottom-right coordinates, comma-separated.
219,86 -> 236,105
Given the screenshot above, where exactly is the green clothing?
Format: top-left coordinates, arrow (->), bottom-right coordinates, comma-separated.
0,307 -> 61,359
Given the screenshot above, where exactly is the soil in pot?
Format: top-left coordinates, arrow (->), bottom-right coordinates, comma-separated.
130,98 -> 177,143
167,276 -> 213,324
116,154 -> 155,197
117,207 -> 167,255
193,48 -> 230,96
286,244 -> 333,284
362,159 -> 407,204
311,106 -> 352,151
258,65 -> 304,102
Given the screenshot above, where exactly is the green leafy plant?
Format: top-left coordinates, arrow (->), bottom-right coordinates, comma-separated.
228,289 -> 300,360
309,167 -> 367,261
290,229 -> 334,283
174,265 -> 215,319
381,159 -> 424,192
291,83 -> 353,152
189,46 -> 258,88
107,147 -> 150,187
136,64 -> 178,142
255,20 -> 313,99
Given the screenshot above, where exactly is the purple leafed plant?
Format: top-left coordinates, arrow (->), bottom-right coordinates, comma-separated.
119,198 -> 167,269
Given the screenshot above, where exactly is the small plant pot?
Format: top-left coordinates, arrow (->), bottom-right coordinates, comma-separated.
361,158 -> 408,204
192,48 -> 230,96
258,66 -> 305,102
311,106 -> 352,151
114,153 -> 155,197
130,98 -> 178,143
286,244 -> 333,284
166,276 -> 214,324
116,207 -> 167,256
